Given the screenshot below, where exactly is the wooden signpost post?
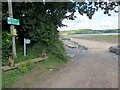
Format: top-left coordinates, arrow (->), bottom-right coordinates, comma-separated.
8,0 -> 20,57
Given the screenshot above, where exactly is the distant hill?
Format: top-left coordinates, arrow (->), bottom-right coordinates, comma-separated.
60,29 -> 120,35
99,29 -> 120,33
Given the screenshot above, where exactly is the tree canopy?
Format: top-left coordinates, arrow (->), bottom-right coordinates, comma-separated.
2,1 -> 120,45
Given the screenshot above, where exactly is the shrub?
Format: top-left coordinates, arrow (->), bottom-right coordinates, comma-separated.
2,31 -> 12,65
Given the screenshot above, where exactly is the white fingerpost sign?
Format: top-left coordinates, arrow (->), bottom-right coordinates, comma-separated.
24,38 -> 31,56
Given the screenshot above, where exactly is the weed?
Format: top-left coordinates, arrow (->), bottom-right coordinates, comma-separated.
25,82 -> 32,87
2,40 -> 70,88
18,61 -> 34,74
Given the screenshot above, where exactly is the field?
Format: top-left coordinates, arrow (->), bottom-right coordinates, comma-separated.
60,29 -> 101,34
60,29 -> 120,35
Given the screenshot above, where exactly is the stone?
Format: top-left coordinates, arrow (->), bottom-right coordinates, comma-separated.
109,46 -> 120,55
78,45 -> 88,50
62,38 -> 88,50
116,48 -> 120,55
67,45 -> 77,48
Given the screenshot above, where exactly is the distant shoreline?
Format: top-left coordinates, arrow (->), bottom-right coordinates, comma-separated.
60,29 -> 120,35
67,33 -> 120,36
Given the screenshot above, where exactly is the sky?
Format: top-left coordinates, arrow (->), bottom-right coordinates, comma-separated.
58,8 -> 119,31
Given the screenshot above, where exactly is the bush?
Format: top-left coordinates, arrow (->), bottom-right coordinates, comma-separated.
47,39 -> 69,62
2,31 -> 12,65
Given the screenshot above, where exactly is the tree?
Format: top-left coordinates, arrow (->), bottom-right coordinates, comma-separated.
2,1 -> 120,49
2,1 -> 119,64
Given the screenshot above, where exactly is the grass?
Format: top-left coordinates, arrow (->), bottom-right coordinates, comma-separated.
85,35 -> 120,37
60,29 -> 100,34
2,70 -> 21,88
60,29 -> 120,35
61,38 -> 70,40
2,54 -> 69,88
0,37 -> 1,49
2,40 -> 66,65
2,40 -> 70,88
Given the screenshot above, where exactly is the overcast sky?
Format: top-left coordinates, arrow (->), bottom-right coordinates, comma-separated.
58,8 -> 119,31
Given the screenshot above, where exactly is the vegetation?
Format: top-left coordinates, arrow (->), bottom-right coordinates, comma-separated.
2,1 -> 120,88
3,55 -> 70,88
103,29 -> 120,33
2,40 -> 70,88
2,1 -> 120,64
60,29 -> 101,34
2,31 -> 12,65
88,35 -> 120,37
60,29 -> 120,34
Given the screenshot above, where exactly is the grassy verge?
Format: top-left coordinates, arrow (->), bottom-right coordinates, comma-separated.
2,40 -> 70,88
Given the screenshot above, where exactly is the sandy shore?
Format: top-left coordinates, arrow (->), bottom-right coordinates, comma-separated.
64,35 -> 118,52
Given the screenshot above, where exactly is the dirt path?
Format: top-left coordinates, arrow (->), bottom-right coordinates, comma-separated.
14,35 -> 118,88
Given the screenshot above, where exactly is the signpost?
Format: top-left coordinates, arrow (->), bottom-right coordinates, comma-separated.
24,38 -> 31,56
7,17 -> 20,25
8,0 -> 17,57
